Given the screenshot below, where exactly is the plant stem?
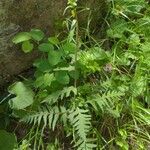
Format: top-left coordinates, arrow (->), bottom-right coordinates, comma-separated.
74,10 -> 79,89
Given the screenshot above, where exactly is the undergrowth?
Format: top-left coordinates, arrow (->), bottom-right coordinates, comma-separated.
0,0 -> 150,150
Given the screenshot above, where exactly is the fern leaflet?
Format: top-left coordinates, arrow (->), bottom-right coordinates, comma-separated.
21,106 -> 63,131
87,91 -> 123,113
69,107 -> 95,150
42,86 -> 77,104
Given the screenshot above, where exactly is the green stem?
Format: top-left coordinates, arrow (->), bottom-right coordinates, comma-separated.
74,9 -> 79,89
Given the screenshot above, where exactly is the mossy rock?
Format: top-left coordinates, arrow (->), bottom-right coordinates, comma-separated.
0,0 -> 107,86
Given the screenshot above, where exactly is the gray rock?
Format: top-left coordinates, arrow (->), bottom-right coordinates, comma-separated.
0,0 -> 107,86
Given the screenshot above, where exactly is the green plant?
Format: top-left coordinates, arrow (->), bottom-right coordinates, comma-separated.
1,0 -> 150,149
0,130 -> 17,150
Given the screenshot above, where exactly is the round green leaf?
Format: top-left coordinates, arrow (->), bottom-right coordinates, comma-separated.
69,70 -> 79,79
44,73 -> 55,87
33,59 -> 52,72
48,50 -> 61,66
48,37 -> 59,45
12,32 -> 31,44
35,73 -> 55,88
62,42 -> 76,54
0,130 -> 17,150
8,82 -> 34,110
30,29 -> 44,41
38,43 -> 54,52
22,41 -> 33,53
55,71 -> 70,85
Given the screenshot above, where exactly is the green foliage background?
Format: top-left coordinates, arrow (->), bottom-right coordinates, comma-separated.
0,0 -> 150,149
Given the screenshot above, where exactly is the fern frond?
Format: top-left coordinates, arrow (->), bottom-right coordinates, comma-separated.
87,91 -> 123,113
21,106 -> 61,131
60,106 -> 68,125
42,86 -> 77,104
76,139 -> 97,150
69,107 -> 93,149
